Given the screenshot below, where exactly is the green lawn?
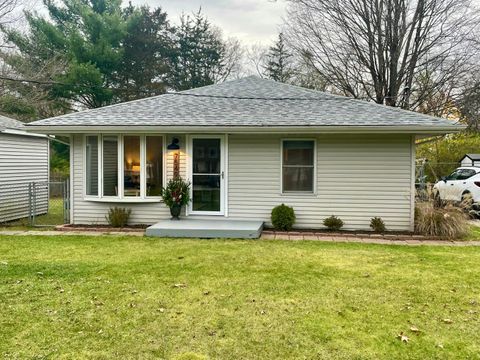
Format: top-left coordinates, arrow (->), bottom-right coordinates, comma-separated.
1,236 -> 479,359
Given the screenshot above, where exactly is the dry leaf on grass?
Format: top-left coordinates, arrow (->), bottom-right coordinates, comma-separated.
397,332 -> 410,343
443,318 -> 453,324
410,326 -> 421,333
173,283 -> 187,288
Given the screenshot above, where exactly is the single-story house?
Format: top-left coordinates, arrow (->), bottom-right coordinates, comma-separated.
27,76 -> 463,231
0,115 -> 49,222
460,154 -> 480,167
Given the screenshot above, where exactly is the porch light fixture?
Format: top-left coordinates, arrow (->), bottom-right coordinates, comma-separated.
167,138 -> 180,150
167,137 -> 180,178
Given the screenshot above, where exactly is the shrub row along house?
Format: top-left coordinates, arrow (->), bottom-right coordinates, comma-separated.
0,115 -> 49,222
27,77 -> 463,232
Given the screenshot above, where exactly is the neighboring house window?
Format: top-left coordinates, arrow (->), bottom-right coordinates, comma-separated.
282,140 -> 315,193
85,136 -> 99,196
85,134 -> 164,200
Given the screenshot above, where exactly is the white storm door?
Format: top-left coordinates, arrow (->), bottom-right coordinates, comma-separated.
189,136 -> 225,215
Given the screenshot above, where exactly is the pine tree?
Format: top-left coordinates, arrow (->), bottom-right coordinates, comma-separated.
1,0 -> 173,109
264,33 -> 294,83
169,10 -> 228,91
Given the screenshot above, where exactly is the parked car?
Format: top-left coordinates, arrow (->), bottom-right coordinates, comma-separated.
433,167 -> 480,205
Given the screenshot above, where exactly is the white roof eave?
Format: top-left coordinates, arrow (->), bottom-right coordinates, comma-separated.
25,124 -> 466,135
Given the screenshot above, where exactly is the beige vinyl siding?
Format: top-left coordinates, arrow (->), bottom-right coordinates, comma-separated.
71,134 -> 185,225
71,133 -> 414,231
0,133 -> 49,222
228,134 -> 414,231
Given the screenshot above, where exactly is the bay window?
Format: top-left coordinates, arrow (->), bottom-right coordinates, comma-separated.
146,136 -> 163,196
103,136 -> 118,196
85,136 -> 99,196
124,136 -> 141,197
282,140 -> 315,193
84,135 -> 164,200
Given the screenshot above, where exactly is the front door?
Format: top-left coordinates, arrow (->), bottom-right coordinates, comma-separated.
189,136 -> 225,215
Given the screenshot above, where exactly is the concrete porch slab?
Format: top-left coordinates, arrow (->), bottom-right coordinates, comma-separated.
145,219 -> 264,239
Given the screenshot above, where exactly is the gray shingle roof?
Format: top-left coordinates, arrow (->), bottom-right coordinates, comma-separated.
0,115 -> 24,131
463,154 -> 480,161
28,76 -> 461,129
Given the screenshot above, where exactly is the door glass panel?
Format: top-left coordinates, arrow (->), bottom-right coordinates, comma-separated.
192,138 -> 221,212
192,175 -> 221,211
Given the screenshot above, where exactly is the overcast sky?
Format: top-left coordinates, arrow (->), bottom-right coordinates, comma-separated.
130,0 -> 287,45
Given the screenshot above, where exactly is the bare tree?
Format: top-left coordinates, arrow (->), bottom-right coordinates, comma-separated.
0,53 -> 70,120
245,43 -> 268,78
219,37 -> 246,81
458,77 -> 480,131
285,0 -> 480,110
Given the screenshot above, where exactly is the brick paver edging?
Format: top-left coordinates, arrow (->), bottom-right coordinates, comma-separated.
261,230 -> 480,246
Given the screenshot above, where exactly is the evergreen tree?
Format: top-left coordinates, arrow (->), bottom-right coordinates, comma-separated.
264,33 -> 294,83
118,4 -> 173,101
1,0 -> 173,109
169,10 -> 228,91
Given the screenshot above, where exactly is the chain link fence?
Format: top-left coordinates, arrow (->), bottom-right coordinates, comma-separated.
0,180 -> 69,227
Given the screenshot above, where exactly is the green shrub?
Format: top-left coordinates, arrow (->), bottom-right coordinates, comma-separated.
106,207 -> 132,228
370,217 -> 386,233
323,215 -> 344,231
415,205 -> 468,239
271,204 -> 295,231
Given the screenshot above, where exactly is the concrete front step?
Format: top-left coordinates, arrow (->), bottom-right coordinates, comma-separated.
145,219 -> 264,239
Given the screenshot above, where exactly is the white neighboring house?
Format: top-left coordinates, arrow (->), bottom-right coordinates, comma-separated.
460,154 -> 480,167
0,115 -> 49,222
26,76 -> 464,231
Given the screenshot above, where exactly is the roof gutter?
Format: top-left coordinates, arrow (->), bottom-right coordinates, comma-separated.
1,128 -> 48,138
24,124 -> 466,135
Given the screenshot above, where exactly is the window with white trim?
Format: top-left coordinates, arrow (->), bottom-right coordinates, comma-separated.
282,140 -> 315,193
85,135 -> 99,196
85,135 -> 164,200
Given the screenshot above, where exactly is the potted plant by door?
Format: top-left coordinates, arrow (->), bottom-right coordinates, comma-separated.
161,177 -> 191,220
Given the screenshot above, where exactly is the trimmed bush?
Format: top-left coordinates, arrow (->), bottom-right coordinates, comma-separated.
370,217 -> 386,233
106,207 -> 132,228
415,205 -> 468,239
323,215 -> 344,231
271,204 -> 295,231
